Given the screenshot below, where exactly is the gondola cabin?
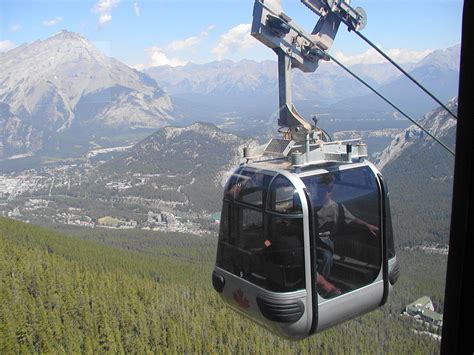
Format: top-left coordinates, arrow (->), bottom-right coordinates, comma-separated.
212,145 -> 398,339
212,0 -> 399,339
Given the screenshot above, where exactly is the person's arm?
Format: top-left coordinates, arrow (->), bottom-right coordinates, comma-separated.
353,218 -> 379,237
342,204 -> 379,236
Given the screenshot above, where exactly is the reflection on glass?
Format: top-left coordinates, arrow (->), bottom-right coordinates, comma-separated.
303,167 -> 381,299
216,170 -> 305,292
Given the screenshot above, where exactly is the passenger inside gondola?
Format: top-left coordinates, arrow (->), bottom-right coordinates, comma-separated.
305,171 -> 380,298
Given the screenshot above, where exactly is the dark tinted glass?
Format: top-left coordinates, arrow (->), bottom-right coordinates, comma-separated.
224,168 -> 242,201
384,193 -> 396,259
264,215 -> 305,291
303,166 -> 381,299
217,201 -> 231,243
239,208 -> 264,249
216,172 -> 305,292
234,170 -> 269,207
268,175 -> 302,214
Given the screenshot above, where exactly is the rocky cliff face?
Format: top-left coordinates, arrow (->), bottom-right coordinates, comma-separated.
378,98 -> 457,246
377,97 -> 457,170
0,30 -> 174,158
0,103 -> 43,157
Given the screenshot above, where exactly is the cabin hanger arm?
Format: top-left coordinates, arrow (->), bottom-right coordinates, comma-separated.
251,0 -> 347,136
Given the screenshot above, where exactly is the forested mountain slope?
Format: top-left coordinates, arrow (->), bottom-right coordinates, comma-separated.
0,218 -> 442,353
92,122 -> 255,214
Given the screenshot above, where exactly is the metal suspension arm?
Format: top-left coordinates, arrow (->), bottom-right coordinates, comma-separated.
276,49 -> 312,131
251,0 -> 345,134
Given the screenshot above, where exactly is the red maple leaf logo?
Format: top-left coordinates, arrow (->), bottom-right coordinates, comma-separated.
233,288 -> 250,309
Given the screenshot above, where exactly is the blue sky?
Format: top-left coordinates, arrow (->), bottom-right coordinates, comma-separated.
0,0 -> 464,68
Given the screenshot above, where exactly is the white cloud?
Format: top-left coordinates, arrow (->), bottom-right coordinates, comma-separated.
139,46 -> 187,68
334,47 -> 433,66
98,13 -> 112,26
10,23 -> 22,32
167,36 -> 202,51
92,0 -> 120,27
134,26 -> 216,69
167,27 -> 213,51
92,0 -> 120,14
42,17 -> 63,27
0,40 -> 15,52
133,1 -> 140,16
212,23 -> 258,60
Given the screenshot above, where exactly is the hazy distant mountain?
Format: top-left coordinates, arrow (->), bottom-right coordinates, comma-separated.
144,46 -> 460,110
0,30 -> 174,159
145,58 -> 408,138
145,59 -> 402,106
378,98 -> 457,247
145,45 -> 459,138
0,30 -> 460,161
332,45 -> 461,116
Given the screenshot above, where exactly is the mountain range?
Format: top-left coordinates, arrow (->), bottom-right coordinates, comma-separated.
146,45 -> 460,125
144,58 -> 408,134
0,29 -> 460,161
85,97 -> 457,243
333,46 -> 461,115
145,59 -> 398,105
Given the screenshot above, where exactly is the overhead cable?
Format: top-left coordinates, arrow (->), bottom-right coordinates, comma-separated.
351,30 -> 458,120
327,52 -> 455,156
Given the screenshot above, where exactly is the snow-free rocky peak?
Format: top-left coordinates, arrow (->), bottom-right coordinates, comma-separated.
376,97 -> 457,171
0,30 -> 174,158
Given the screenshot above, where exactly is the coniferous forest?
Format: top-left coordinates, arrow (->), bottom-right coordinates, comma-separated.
1,218 -> 444,353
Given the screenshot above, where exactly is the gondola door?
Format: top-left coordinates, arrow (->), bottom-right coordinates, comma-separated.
301,164 -> 386,333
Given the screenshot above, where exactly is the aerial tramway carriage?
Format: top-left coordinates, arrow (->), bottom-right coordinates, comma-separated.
212,0 -> 399,340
